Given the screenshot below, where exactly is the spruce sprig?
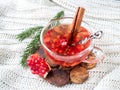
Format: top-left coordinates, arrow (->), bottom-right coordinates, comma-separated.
17,11 -> 64,67
20,31 -> 41,67
17,26 -> 43,41
50,11 -> 64,21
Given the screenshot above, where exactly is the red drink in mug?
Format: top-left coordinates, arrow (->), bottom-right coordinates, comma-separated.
40,18 -> 103,67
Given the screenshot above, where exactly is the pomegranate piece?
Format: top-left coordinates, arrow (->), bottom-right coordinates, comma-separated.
27,54 -> 51,78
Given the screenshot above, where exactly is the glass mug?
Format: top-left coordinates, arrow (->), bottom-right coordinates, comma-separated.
40,17 -> 104,67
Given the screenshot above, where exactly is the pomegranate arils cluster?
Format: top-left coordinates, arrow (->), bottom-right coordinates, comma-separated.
27,54 -> 51,78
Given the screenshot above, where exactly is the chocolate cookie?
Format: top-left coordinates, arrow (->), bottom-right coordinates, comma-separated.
46,69 -> 70,87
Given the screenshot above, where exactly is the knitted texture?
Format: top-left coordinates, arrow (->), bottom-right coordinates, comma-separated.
0,0 -> 120,90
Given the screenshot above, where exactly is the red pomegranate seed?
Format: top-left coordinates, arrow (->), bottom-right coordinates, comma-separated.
27,54 -> 51,78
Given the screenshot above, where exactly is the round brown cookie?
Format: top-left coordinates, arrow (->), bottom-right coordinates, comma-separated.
46,69 -> 70,87
45,57 -> 59,68
88,53 -> 96,63
80,63 -> 97,70
88,52 -> 96,63
38,46 -> 46,58
70,66 -> 89,84
59,66 -> 74,71
81,52 -> 97,69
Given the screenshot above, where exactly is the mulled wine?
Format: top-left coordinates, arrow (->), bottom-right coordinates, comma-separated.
40,18 -> 95,67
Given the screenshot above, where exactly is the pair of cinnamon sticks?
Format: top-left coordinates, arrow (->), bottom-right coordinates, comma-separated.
69,7 -> 85,44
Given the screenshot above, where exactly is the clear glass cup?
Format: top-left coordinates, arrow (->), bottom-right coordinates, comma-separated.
40,17 -> 104,67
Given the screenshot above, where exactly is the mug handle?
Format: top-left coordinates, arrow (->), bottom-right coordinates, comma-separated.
82,46 -> 105,63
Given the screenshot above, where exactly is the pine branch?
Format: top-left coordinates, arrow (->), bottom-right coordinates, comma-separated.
17,26 -> 43,41
50,11 -> 64,21
19,10 -> 64,67
21,31 -> 41,67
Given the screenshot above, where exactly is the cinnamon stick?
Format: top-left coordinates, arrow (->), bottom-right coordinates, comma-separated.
73,7 -> 85,36
68,7 -> 85,44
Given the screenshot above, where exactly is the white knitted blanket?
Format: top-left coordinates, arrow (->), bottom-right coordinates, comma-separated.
0,0 -> 120,90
